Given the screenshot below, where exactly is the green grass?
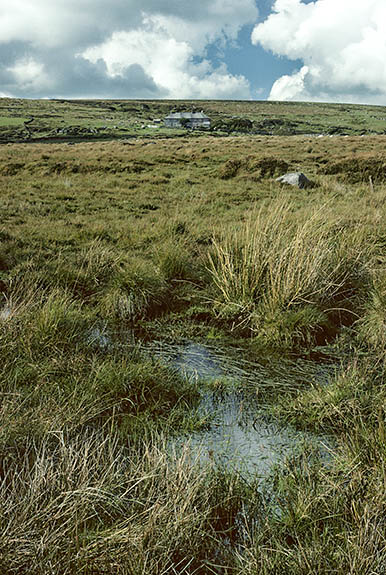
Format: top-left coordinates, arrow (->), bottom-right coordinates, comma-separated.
207,201 -> 373,349
1,97 -> 386,142
0,122 -> 385,573
0,116 -> 27,126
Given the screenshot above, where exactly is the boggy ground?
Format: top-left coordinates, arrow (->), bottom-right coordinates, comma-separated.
0,134 -> 385,574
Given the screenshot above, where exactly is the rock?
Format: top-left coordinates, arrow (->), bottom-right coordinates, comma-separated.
276,172 -> 311,189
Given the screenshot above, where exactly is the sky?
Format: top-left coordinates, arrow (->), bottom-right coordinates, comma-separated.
0,0 -> 386,104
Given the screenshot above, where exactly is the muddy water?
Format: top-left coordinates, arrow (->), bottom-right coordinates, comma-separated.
147,340 -> 335,480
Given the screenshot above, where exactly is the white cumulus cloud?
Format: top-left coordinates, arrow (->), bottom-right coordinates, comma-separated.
7,57 -> 52,91
82,14 -> 251,99
252,0 -> 386,104
0,0 -> 258,99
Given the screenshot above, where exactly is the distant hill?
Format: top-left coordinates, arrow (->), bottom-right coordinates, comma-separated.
0,98 -> 385,143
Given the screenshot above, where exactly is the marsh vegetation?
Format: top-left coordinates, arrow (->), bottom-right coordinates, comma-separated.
0,121 -> 385,573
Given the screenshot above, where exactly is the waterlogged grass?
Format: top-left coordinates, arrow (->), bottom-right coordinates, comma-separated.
0,286 -> 200,446
1,431 -> 263,574
0,132 -> 385,573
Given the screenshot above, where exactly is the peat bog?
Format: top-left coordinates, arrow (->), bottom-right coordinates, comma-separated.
0,99 -> 385,574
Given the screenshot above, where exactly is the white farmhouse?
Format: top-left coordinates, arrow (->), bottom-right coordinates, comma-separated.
164,111 -> 211,129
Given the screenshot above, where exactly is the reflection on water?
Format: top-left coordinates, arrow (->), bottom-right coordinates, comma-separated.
87,326 -> 110,348
148,340 -> 334,479
172,392 -> 332,479
87,329 -> 335,479
147,340 -> 335,393
0,306 -> 12,320
158,342 -> 224,380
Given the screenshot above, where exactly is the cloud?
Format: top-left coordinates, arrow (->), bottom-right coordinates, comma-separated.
252,0 -> 386,104
53,58 -> 161,100
0,1 -> 258,48
0,0 -> 258,99
82,15 -> 251,99
7,57 -> 52,92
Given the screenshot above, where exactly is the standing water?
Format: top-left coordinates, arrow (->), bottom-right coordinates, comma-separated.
147,340 -> 334,480
0,305 -> 12,320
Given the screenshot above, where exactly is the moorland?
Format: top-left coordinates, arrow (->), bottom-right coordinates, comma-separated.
0,98 -> 385,574
1,97 -> 386,142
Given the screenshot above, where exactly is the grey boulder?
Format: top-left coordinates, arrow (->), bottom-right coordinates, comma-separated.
276,172 -> 311,189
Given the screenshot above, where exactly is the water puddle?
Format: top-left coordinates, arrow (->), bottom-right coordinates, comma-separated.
147,340 -> 335,480
0,305 -> 12,320
86,329 -> 335,479
87,326 -> 111,349
172,392 -> 332,479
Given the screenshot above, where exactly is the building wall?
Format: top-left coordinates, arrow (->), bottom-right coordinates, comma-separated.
191,119 -> 210,128
165,118 -> 210,129
164,119 -> 181,128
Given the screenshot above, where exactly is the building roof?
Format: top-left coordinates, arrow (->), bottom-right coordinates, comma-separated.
165,112 -> 210,120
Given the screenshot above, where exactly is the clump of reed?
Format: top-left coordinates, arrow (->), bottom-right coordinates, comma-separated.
207,201 -> 372,349
0,429 -> 259,574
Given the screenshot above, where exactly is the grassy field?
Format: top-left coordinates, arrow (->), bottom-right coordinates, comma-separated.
1,97 -> 386,142
0,101 -> 385,573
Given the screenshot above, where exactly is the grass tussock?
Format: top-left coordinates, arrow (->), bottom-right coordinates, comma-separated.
207,201 -> 372,349
273,358 -> 385,433
322,156 -> 386,183
358,269 -> 386,352
240,435 -> 386,575
0,431 -> 257,574
98,260 -> 169,322
218,156 -> 289,181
